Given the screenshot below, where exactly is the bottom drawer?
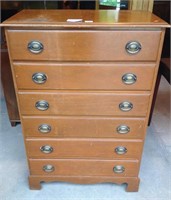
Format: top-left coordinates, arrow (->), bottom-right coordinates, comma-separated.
29,159 -> 139,177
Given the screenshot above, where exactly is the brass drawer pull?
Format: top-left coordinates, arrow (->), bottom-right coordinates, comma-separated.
28,41 -> 44,54
43,164 -> 55,173
40,145 -> 53,154
38,124 -> 51,134
117,125 -> 130,134
119,101 -> 133,112
115,146 -> 127,155
122,73 -> 137,85
125,41 -> 141,54
113,165 -> 125,174
32,72 -> 47,84
35,100 -> 49,111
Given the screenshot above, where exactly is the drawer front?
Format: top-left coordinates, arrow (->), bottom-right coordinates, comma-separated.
18,91 -> 150,116
29,159 -> 139,177
14,62 -> 155,90
7,30 -> 161,61
26,139 -> 143,159
22,116 -> 146,139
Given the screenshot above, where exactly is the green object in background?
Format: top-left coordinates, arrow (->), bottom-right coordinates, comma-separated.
100,0 -> 117,7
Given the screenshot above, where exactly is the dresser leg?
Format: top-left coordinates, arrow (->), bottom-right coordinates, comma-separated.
28,176 -> 41,190
10,121 -> 20,127
126,178 -> 140,192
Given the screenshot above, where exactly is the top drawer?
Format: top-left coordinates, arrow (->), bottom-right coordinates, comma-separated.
6,30 -> 161,61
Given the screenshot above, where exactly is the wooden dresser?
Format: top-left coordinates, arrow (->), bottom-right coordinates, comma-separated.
1,10 -> 169,192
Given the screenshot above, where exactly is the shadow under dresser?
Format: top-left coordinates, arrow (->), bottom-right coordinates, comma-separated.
1,9 -> 169,192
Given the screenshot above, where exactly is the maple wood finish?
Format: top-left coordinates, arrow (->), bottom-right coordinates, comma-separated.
22,116 -> 146,139
18,91 -> 150,116
14,62 -> 155,90
29,159 -> 139,177
26,138 -> 143,159
1,10 -> 169,192
7,30 -> 161,61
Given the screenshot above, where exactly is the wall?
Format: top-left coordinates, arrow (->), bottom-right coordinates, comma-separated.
129,0 -> 154,11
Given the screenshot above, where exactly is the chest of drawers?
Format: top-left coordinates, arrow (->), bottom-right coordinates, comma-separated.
2,10 -> 169,192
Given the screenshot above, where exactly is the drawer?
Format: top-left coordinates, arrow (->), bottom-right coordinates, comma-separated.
22,116 -> 146,139
14,62 -> 155,90
29,159 -> 139,177
7,30 -> 161,61
26,138 -> 143,159
18,91 -> 150,117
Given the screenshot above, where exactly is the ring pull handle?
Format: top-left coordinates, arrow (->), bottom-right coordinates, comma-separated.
38,124 -> 51,134
32,73 -> 47,84
113,165 -> 125,174
40,145 -> 53,154
115,146 -> 127,155
117,125 -> 130,134
119,101 -> 133,112
125,41 -> 141,54
43,164 -> 55,173
122,73 -> 137,85
28,41 -> 44,54
35,100 -> 49,111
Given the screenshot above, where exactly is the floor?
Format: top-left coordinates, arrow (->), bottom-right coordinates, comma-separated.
0,76 -> 170,200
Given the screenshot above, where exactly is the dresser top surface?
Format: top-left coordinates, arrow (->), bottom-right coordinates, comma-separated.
1,9 -> 170,29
